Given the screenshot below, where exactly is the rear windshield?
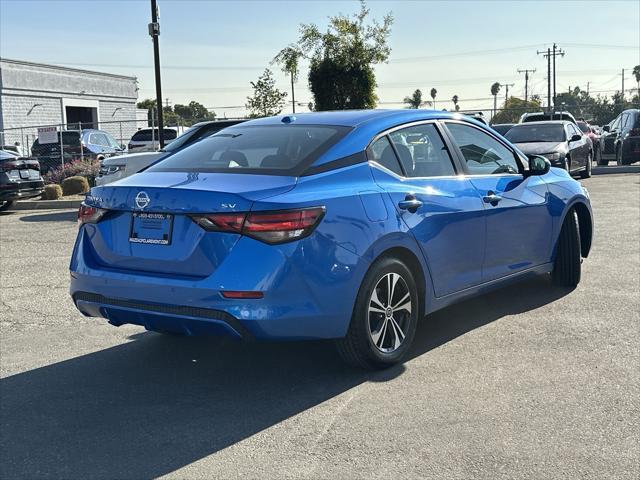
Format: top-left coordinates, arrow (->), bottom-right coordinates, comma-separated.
162,122 -> 242,153
149,124 -> 351,175
505,124 -> 566,143
131,128 -> 178,142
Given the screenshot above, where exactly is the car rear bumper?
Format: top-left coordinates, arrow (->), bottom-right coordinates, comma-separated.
69,227 -> 365,340
0,183 -> 44,201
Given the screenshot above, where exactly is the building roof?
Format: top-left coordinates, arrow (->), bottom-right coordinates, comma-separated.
0,57 -> 137,81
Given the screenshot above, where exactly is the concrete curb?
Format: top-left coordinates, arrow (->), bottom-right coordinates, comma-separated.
592,165 -> 640,175
12,199 -> 83,210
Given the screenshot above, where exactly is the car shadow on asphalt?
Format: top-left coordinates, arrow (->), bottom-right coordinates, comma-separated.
0,276 -> 569,479
18,211 -> 77,222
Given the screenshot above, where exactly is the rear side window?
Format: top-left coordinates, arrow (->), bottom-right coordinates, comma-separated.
367,136 -> 403,175
388,124 -> 455,177
131,129 -> 177,142
149,125 -> 350,175
446,123 -> 520,175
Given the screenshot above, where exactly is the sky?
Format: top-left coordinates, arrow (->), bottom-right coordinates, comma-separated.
1,0 -> 639,118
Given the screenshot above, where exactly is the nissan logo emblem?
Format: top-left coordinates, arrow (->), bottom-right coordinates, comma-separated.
135,191 -> 150,209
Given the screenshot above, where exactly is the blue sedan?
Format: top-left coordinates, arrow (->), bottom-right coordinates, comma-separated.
70,110 -> 593,369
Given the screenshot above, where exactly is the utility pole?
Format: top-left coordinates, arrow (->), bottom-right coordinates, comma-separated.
537,47 -> 552,111
552,43 -> 565,109
501,83 -> 514,103
149,0 -> 164,148
517,68 -> 536,103
621,68 -> 625,100
586,82 -> 590,96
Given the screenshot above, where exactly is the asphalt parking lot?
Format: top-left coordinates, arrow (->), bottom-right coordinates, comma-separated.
1,171 -> 638,480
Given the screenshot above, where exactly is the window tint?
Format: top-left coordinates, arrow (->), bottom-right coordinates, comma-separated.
506,124 -> 566,143
367,136 -> 403,176
131,128 -> 178,142
446,123 -> 520,175
610,116 -> 621,130
388,124 -> 455,177
149,125 -> 350,174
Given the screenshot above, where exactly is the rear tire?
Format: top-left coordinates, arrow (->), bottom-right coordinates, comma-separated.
0,200 -> 14,212
580,152 -> 592,178
552,209 -> 581,287
335,257 -> 419,370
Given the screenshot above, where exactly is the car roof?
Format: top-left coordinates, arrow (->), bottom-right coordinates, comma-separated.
511,120 -> 569,126
232,109 -> 461,128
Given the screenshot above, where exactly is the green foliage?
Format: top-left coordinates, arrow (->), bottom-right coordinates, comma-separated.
272,45 -> 303,83
490,82 -> 501,97
44,159 -> 100,186
62,176 -> 90,196
491,97 -> 542,124
633,65 -> 640,85
452,95 -> 460,111
137,99 -> 215,126
294,0 -> 393,110
41,184 -> 62,200
173,101 -> 216,126
245,69 -> 288,118
404,89 -> 427,109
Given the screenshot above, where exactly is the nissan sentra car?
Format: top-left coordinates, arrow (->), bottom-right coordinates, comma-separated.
70,110 -> 593,369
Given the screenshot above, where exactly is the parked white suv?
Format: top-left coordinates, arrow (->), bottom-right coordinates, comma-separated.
127,127 -> 181,152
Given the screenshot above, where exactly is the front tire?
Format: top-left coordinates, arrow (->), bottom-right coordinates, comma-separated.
552,209 -> 581,287
336,257 -> 419,369
615,145 -> 623,166
580,152 -> 592,178
0,200 -> 14,212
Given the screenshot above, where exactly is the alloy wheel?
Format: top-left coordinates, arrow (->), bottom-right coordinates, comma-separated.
367,272 -> 412,353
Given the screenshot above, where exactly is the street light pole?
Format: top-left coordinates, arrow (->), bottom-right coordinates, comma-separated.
149,0 -> 165,148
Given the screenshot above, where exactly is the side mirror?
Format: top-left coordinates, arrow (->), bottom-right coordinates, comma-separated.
569,134 -> 582,142
602,125 -> 610,132
526,155 -> 551,177
120,144 -> 126,151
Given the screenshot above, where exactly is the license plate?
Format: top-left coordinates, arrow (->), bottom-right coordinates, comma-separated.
129,212 -> 173,245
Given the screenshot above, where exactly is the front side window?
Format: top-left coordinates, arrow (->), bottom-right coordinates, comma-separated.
388,124 -> 456,177
149,125 -> 350,175
446,123 -> 520,175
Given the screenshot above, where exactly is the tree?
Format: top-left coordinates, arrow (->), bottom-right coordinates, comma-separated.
633,65 -> 640,95
403,89 -> 424,109
491,96 -> 542,124
451,95 -> 459,111
272,45 -> 303,113
293,0 -> 393,110
173,101 -> 215,126
430,88 -> 437,110
137,99 -> 179,126
490,82 -> 501,119
245,68 -> 288,118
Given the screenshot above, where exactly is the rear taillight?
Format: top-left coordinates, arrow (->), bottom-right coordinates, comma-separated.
1,161 -> 19,171
78,204 -> 107,225
190,207 -> 325,244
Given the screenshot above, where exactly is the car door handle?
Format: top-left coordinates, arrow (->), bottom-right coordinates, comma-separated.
398,195 -> 423,212
482,192 -> 502,205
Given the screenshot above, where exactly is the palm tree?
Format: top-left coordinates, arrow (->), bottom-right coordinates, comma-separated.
403,89 -> 423,109
452,95 -> 459,111
430,88 -> 437,110
272,45 -> 303,113
633,65 -> 640,96
490,82 -> 501,120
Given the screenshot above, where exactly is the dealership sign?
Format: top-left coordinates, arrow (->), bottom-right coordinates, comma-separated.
37,126 -> 58,144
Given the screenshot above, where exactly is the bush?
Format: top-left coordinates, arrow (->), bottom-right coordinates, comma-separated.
44,159 -> 100,186
41,184 -> 63,200
62,176 -> 90,196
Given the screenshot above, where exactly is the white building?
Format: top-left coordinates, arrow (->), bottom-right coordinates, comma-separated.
0,58 -> 147,148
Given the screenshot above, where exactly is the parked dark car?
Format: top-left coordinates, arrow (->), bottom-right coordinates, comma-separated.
599,109 -> 640,165
520,111 -> 578,125
490,123 -> 514,136
505,121 -> 592,178
0,150 -> 44,211
31,129 -> 124,173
